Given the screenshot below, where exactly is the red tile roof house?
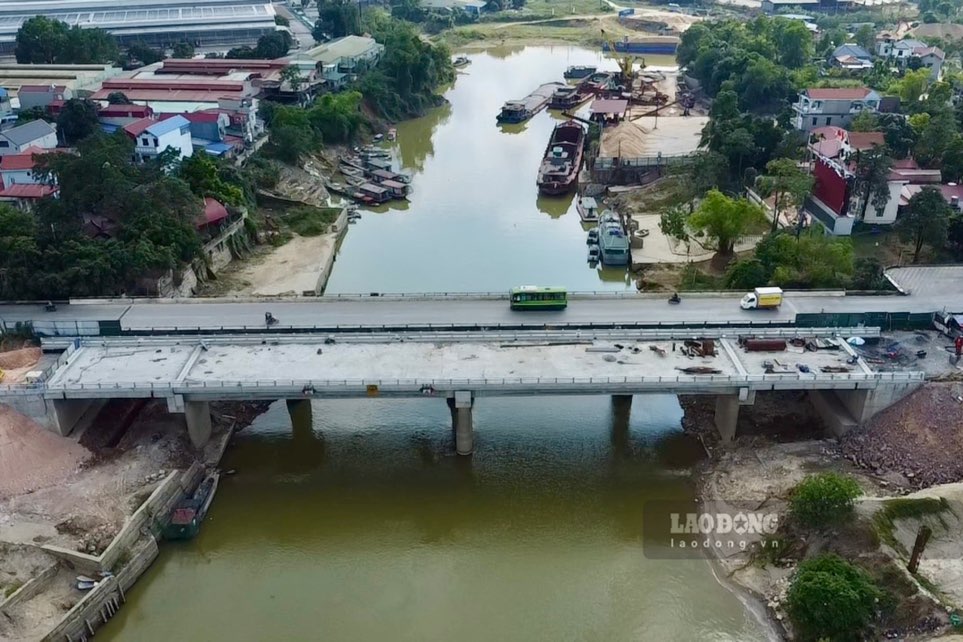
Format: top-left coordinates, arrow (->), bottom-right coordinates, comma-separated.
0,146 -> 60,209
792,87 -> 881,132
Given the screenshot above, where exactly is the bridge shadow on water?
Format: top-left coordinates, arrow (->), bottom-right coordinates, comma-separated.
212,395 -> 706,548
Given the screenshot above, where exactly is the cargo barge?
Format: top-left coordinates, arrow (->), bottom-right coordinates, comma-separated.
537,120 -> 585,196
497,82 -> 566,123
602,36 -> 680,55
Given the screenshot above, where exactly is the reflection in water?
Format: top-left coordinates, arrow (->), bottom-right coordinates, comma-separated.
325,46 -> 660,294
100,396 -> 767,642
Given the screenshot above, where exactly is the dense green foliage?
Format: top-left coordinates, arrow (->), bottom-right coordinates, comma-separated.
359,12 -> 455,120
685,190 -> 768,255
284,206 -> 342,235
313,0 -> 362,40
786,555 -> 882,641
172,41 -> 195,59
0,134 -> 205,299
726,231 -> 854,289
56,98 -> 101,144
897,186 -> 951,263
789,473 -> 861,528
262,92 -> 364,161
15,16 -> 117,64
677,17 -> 808,109
227,32 -> 293,59
125,41 -> 165,65
177,154 -> 253,208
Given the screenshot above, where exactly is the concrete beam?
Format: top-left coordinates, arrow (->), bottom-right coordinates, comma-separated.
714,394 -> 739,443
184,400 -> 212,449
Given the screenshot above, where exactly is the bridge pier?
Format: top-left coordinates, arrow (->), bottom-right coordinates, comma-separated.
611,395 -> 632,458
447,391 -> 474,456
714,395 -> 739,443
286,399 -> 313,438
50,399 -> 99,437
184,400 -> 212,449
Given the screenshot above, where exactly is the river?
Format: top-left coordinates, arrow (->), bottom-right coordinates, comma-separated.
99,46 -> 769,642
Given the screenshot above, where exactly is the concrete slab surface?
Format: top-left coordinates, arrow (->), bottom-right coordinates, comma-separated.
886,266 -> 963,298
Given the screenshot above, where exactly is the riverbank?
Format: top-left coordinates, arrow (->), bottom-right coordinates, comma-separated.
0,397 -> 269,641
682,380 -> 963,640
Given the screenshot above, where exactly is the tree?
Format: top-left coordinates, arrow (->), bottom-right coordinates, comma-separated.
852,257 -> 886,290
851,147 -> 893,221
790,472 -> 861,527
308,91 -> 364,143
848,110 -> 878,132
897,186 -> 951,262
915,109 -> 958,166
275,15 -> 291,27
854,24 -> 875,52
17,107 -> 49,125
15,16 -> 68,64
757,158 -> 813,233
315,0 -> 361,40
56,98 -> 100,144
724,258 -> 767,289
254,32 -> 292,59
688,190 -> 768,255
126,41 -> 164,65
773,19 -> 813,69
177,154 -> 249,206
893,68 -> 931,106
280,66 -> 305,92
172,41 -> 195,59
659,204 -> 690,246
15,17 -> 116,64
107,92 -> 132,105
878,113 -> 917,158
786,555 -> 882,642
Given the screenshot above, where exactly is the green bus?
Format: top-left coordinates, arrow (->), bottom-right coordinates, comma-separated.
509,286 -> 568,310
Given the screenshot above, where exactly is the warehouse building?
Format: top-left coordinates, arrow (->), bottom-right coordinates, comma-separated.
0,0 -> 280,55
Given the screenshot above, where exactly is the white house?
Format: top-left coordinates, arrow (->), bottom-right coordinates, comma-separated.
124,115 -> 193,162
792,87 -> 881,132
0,120 -> 58,156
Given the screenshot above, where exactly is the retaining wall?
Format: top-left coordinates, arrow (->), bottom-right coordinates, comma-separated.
0,563 -> 59,616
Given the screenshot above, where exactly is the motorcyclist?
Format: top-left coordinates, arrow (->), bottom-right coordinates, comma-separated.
265,311 -> 277,325
668,292 -> 681,304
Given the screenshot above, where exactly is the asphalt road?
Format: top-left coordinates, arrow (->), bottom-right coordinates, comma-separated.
0,290 -> 955,333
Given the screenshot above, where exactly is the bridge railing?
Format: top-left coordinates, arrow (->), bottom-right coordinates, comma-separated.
30,370 -> 925,397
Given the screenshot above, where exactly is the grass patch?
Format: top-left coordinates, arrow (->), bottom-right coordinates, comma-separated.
873,497 -> 951,555
3,581 -> 24,598
678,263 -> 722,291
282,207 -> 341,237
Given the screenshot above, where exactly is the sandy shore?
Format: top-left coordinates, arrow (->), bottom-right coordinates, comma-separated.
222,233 -> 336,296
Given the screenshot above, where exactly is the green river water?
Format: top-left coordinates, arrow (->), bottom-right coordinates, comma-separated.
99,47 -> 770,642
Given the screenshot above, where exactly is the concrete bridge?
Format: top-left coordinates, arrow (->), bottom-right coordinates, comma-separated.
2,328 -> 924,455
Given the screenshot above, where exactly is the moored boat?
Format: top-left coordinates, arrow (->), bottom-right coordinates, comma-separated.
597,211 -> 630,266
577,196 -> 599,222
453,55 -> 471,67
549,85 -> 593,110
564,65 -> 596,79
536,120 -> 585,196
163,471 -> 219,541
602,36 -> 680,55
497,82 -> 566,124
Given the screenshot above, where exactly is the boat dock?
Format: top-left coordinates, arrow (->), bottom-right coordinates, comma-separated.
497,82 -> 566,123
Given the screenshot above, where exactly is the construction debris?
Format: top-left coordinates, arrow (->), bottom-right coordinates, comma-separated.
676,366 -> 722,375
741,338 -> 787,352
649,345 -> 666,357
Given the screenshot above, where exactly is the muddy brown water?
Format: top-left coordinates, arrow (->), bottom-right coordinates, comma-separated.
99,47 -> 771,641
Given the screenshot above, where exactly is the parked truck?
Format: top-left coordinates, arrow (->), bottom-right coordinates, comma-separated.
740,287 -> 783,310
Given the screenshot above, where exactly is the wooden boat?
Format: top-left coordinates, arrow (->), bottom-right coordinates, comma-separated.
497,82 -> 566,124
366,167 -> 411,185
577,196 -> 600,222
537,120 -> 585,196
453,55 -> 471,67
340,156 -> 364,170
341,165 -> 363,178
564,65 -> 596,79
163,471 -> 219,541
363,157 -> 392,171
77,580 -> 97,591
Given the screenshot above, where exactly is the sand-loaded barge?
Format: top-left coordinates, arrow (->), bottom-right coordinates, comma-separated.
497,82 -> 566,124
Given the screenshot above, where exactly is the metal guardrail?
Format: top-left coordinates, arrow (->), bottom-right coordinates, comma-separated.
47,326 -> 882,349
34,371 -> 925,397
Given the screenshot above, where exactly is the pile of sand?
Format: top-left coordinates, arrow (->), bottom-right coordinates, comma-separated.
0,405 -> 90,499
0,346 -> 41,370
599,121 -> 649,158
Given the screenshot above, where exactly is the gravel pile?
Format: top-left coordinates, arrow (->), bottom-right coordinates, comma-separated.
841,383 -> 963,488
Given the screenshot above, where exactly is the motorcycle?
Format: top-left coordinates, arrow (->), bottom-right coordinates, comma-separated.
265,312 -> 278,326
668,293 -> 681,305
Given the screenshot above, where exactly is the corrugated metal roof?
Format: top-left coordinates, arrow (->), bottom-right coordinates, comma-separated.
0,119 -> 55,146
146,114 -> 189,137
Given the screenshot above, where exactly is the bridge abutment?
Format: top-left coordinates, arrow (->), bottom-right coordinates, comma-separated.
51,399 -> 100,437
714,395 -> 739,443
448,391 -> 474,456
184,400 -> 212,449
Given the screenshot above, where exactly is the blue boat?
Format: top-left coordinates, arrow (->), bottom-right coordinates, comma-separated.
602,36 -> 679,55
